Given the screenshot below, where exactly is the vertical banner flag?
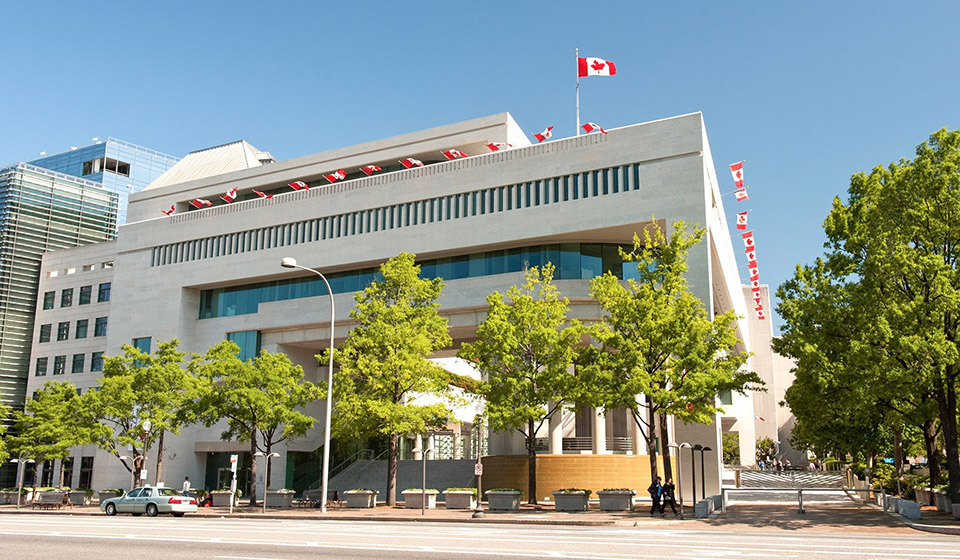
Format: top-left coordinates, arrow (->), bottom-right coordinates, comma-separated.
736,211 -> 748,230
735,188 -> 749,202
745,248 -> 757,262
578,57 -> 617,77
742,231 -> 755,248
730,161 -> 744,188
756,308 -> 766,320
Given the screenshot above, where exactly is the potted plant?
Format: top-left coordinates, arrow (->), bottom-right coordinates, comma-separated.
402,488 -> 439,510
443,488 -> 478,510
97,488 -> 123,503
0,488 -> 18,504
343,488 -> 378,508
934,488 -> 952,512
265,488 -> 296,508
210,488 -> 242,507
69,488 -> 95,506
552,488 -> 591,512
485,488 -> 522,511
597,488 -> 636,511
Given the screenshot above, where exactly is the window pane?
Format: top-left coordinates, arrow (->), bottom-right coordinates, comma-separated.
42,291 -> 55,310
581,244 -> 603,279
72,354 -> 85,373
75,319 -> 88,339
98,283 -> 111,302
79,285 -> 92,305
61,288 -> 73,307
559,244 -> 580,279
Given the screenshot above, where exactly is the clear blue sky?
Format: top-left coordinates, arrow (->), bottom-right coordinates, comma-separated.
2,2 -> 958,331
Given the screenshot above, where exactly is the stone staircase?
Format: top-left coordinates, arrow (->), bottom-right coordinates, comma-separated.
327,459 -> 477,502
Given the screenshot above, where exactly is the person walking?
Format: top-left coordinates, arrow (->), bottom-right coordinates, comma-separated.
662,478 -> 679,516
182,476 -> 191,498
648,476 -> 663,517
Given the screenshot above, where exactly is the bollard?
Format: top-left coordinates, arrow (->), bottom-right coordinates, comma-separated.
797,488 -> 804,514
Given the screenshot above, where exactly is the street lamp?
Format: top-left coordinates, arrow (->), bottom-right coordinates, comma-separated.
410,443 -> 435,516
119,455 -> 147,491
281,256 -> 336,513
11,457 -> 36,510
668,442 -> 691,519
696,445 -> 713,500
254,451 -> 281,514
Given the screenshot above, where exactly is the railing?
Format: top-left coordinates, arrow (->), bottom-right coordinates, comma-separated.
535,436 -> 633,453
721,486 -> 868,514
307,448 -> 376,490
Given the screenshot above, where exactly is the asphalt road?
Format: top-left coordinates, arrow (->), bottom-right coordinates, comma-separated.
0,514 -> 959,560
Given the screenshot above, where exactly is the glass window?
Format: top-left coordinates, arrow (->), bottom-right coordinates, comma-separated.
719,390 -> 733,406
94,317 -> 108,337
57,322 -> 70,341
35,357 -> 47,377
53,355 -> 66,375
91,352 -> 104,372
98,282 -> 111,302
559,244 -> 580,280
75,319 -> 88,339
132,337 -> 151,354
42,291 -> 55,310
227,331 -> 261,362
72,354 -> 85,374
39,324 -> 52,343
79,285 -> 92,305
602,244 -> 622,278
61,288 -> 73,307
580,244 -> 603,279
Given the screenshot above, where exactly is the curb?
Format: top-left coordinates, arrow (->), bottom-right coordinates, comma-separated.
865,500 -> 960,536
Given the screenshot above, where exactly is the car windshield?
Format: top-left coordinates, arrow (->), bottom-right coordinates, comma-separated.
157,488 -> 183,497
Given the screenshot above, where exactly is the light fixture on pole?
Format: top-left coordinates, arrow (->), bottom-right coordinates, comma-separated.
11,457 -> 35,510
696,445 -> 712,500
692,444 -> 702,504
140,418 -> 152,485
410,443 -> 434,516
281,256 -> 336,514
668,442 -> 691,519
254,451 -> 281,514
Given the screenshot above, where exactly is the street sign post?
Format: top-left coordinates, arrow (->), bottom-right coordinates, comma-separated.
229,454 -> 238,514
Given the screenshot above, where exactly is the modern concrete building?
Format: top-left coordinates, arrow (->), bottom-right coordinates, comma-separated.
27,112 -> 761,503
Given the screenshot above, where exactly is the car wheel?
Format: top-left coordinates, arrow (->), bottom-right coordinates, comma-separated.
105,503 -> 117,516
146,503 -> 158,517
173,512 -> 184,517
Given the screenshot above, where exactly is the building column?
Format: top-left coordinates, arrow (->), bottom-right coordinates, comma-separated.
413,434 -> 423,460
632,395 -> 646,455
592,407 -> 607,454
548,401 -> 563,454
453,424 -> 462,460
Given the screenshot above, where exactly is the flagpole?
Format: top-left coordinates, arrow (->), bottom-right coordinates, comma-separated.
575,48 -> 581,136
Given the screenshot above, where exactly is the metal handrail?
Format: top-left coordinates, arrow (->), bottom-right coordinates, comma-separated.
720,486 -> 870,514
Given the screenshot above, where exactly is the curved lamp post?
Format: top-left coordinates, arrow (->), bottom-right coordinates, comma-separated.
254,451 -> 281,514
11,457 -> 35,510
696,445 -> 713,500
410,444 -> 435,516
668,442 -> 691,519
280,257 -> 335,513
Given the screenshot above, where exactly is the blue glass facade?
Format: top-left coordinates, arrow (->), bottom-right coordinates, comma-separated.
199,242 -> 643,319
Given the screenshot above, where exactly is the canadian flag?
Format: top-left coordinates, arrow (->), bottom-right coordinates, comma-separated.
160,205 -> 175,216
360,165 -> 382,176
442,149 -> 468,160
757,309 -> 766,320
749,265 -> 760,278
742,231 -> 755,248
253,189 -> 273,199
577,57 -> 617,77
486,142 -> 513,152
582,122 -> 607,134
754,295 -> 763,306
734,188 -> 749,202
730,161 -> 744,188
745,248 -> 757,261
189,198 -> 212,209
756,415 -> 766,422
221,187 -> 238,203
533,126 -> 554,142
324,169 -> 347,183
400,158 -> 424,168
750,276 -> 761,289
736,211 -> 748,230
289,180 -> 309,191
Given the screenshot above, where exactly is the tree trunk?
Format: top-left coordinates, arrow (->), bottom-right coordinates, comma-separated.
58,460 -> 65,488
155,431 -> 165,485
935,370 -> 960,503
923,418 -> 941,492
387,433 -> 398,506
892,424 -> 903,496
646,405 -> 659,481
265,442 -> 272,494
249,428 -> 258,506
658,411 -> 673,481
527,420 -> 538,505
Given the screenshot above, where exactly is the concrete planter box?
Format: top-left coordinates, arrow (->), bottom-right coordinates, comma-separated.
68,491 -> 93,506
443,490 -> 477,510
597,490 -> 634,512
210,491 -> 237,507
710,494 -> 723,510
97,490 -> 121,503
402,490 -> 438,510
915,487 -> 930,506
486,490 -> 522,511
898,500 -> 921,520
265,490 -> 295,508
934,491 -> 952,512
0,490 -> 17,504
952,503 -> 960,520
694,499 -> 714,518
552,491 -> 589,512
343,490 -> 378,508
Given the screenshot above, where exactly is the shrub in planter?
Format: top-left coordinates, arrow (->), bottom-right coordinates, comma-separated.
97,489 -> 124,503
402,488 -> 439,510
343,488 -> 378,508
443,488 -> 478,510
597,488 -> 636,512
485,488 -> 523,511
552,488 -> 591,512
68,489 -> 95,506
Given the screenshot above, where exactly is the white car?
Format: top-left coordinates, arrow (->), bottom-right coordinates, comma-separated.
100,486 -> 198,517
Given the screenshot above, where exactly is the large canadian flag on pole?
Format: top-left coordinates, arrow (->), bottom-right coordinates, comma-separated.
578,57 -> 617,77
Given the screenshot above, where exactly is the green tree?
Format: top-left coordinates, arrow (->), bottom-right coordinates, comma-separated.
323,252 -> 453,506
194,342 -> 322,506
755,437 -> 777,464
777,129 -> 960,501
459,264 -> 583,504
580,221 -> 759,481
0,403 -> 9,464
84,340 -> 194,488
8,381 -> 94,487
721,432 -> 740,465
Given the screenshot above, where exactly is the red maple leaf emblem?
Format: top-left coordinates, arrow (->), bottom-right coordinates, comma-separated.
590,60 -> 606,71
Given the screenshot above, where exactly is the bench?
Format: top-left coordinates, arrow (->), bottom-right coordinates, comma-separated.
326,490 -> 344,509
294,489 -> 344,509
33,491 -> 71,510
